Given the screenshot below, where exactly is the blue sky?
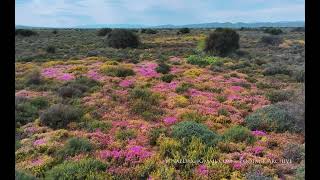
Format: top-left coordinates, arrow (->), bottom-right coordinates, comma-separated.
16,0 -> 305,27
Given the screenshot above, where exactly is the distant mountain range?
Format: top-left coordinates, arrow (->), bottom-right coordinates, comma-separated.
16,21 -> 304,29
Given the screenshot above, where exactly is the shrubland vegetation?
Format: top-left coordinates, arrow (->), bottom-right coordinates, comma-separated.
15,27 -> 304,179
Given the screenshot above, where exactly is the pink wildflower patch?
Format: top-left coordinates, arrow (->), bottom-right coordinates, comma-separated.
250,146 -> 265,155
56,73 -> 74,81
33,138 -> 46,146
136,63 -> 160,77
196,165 -> 209,176
31,159 -> 43,166
229,86 -> 243,91
163,117 -> 177,125
41,67 -> 74,81
86,70 -> 104,81
232,162 -> 243,170
251,130 -> 267,136
119,79 -> 134,88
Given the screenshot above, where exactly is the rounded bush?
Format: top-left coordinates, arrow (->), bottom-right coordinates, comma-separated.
161,74 -> 176,83
25,69 -> 42,85
106,29 -> 140,48
46,46 -> 56,54
40,104 -> 82,129
204,28 -> 239,56
265,90 -> 293,103
244,105 -> 295,132
262,65 -> 291,76
172,121 -> 219,146
223,126 -> 255,144
97,28 -> 112,36
263,28 -> 283,35
15,97 -> 39,127
100,65 -> 135,77
156,63 -> 171,74
260,36 -> 283,45
177,28 -> 190,34
57,137 -> 93,158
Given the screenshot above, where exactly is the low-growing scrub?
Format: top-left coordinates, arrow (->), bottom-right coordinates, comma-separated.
222,126 -> 255,144
45,158 -> 108,179
161,74 -> 176,83
156,63 -> 171,74
105,29 -> 140,48
245,105 -> 297,132
40,104 -> 82,129
265,90 -> 293,103
100,65 -> 135,77
282,143 -> 304,163
57,137 -> 93,158
97,28 -> 112,36
172,121 -> 220,146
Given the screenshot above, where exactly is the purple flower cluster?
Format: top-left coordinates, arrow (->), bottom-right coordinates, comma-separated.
119,79 -> 134,88
41,68 -> 74,81
250,146 -> 265,155
196,165 -> 209,176
100,146 -> 152,163
137,63 -> 160,78
33,138 -> 46,146
163,117 -> 177,125
229,86 -> 243,91
251,130 -> 267,136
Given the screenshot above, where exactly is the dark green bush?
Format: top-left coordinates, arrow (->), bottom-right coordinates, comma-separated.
172,121 -> 219,146
263,66 -> 292,76
283,143 -> 304,163
175,83 -> 194,94
177,28 -> 190,34
265,90 -> 293,103
15,29 -> 38,37
294,69 -> 305,82
143,29 -> 157,34
45,159 -> 108,179
57,86 -> 82,98
161,74 -> 176,83
15,97 -> 39,127
223,126 -> 255,144
106,29 -> 140,48
260,36 -> 283,45
156,63 -> 171,74
101,66 -> 135,77
263,28 -> 283,35
52,30 -> 58,34
244,105 -> 296,132
57,137 -> 93,158
204,28 -> 239,56
46,46 -> 56,54
97,28 -> 112,36
40,104 -> 82,129
25,69 -> 42,85
295,163 -> 305,180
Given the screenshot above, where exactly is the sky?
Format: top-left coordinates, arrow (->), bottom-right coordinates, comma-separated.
16,0 -> 305,27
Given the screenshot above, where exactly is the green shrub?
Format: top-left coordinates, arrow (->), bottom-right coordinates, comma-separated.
79,120 -> 112,133
52,30 -> 58,34
115,129 -> 136,141
129,88 -> 163,121
15,97 -> 39,127
101,65 -> 135,77
45,159 -> 108,180
15,29 -> 38,37
265,90 -> 293,103
244,105 -> 296,132
260,36 -> 283,45
106,29 -> 140,48
15,170 -> 36,180
294,69 -> 305,82
25,69 -> 42,85
149,128 -> 167,146
175,83 -> 194,94
46,46 -> 56,54
263,28 -> 283,35
57,86 -> 82,98
218,108 -> 230,117
204,28 -> 239,56
161,74 -> 176,83
179,111 -> 207,123
223,126 -> 255,144
97,28 -> 112,36
216,95 -> 227,103
177,28 -> 190,34
283,143 -> 304,163
263,65 -> 291,76
57,137 -> 93,158
40,104 -> 82,129
143,29 -> 157,34
156,63 -> 171,74
172,121 -> 219,146
187,55 -> 222,67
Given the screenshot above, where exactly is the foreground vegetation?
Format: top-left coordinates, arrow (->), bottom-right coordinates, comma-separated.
16,27 -> 304,179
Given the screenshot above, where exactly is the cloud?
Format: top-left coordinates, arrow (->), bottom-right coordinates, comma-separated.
15,0 -> 305,27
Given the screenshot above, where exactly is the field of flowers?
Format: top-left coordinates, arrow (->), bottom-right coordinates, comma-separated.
15,29 -> 304,179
